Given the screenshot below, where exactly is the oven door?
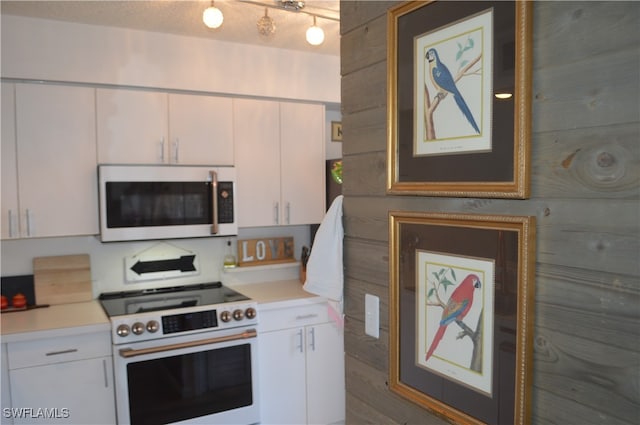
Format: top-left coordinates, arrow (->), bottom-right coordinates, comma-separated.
113,327 -> 259,425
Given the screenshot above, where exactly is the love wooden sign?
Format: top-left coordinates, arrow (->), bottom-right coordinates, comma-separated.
237,237 -> 296,267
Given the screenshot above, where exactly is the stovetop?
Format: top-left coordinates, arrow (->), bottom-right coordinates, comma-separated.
99,282 -> 249,317
99,282 -> 257,344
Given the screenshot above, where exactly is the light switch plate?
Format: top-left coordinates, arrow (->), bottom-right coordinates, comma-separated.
365,294 -> 379,338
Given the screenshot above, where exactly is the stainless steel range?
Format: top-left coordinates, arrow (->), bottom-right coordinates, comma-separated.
99,282 -> 259,425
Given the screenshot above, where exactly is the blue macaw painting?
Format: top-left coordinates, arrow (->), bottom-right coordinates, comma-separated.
426,46 -> 481,135
414,9 -> 494,157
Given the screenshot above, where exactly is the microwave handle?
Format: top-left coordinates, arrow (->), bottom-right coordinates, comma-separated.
210,170 -> 219,234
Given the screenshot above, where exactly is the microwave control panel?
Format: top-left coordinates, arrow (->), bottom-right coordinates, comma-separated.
218,181 -> 234,223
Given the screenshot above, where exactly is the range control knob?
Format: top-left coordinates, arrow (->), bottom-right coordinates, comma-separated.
146,320 -> 160,333
116,324 -> 130,337
131,322 -> 145,335
245,307 -> 257,319
233,309 -> 244,321
220,311 -> 232,323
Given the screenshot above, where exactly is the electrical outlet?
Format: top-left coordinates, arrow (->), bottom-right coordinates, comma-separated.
365,294 -> 379,338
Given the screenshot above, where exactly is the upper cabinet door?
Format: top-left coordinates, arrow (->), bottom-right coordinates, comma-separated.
233,98 -> 281,227
96,88 -> 169,164
168,93 -> 234,165
1,83 -> 19,239
15,83 -> 98,238
280,102 -> 326,225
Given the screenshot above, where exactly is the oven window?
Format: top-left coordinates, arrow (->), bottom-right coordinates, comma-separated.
105,181 -> 212,228
127,343 -> 253,425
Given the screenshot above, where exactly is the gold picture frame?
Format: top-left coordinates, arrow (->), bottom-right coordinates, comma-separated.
387,1 -> 533,198
389,211 -> 536,424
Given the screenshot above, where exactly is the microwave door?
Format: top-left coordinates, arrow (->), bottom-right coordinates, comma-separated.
98,165 -> 237,242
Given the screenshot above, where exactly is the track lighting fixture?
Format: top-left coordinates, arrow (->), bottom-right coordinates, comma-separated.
202,1 -> 336,47
305,15 -> 325,46
203,1 -> 224,29
257,8 -> 276,38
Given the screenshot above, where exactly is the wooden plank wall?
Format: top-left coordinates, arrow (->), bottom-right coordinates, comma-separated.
340,1 -> 639,424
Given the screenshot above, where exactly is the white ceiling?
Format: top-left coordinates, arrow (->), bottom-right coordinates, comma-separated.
0,0 -> 341,56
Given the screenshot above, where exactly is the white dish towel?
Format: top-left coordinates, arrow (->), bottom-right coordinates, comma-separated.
303,195 -> 344,327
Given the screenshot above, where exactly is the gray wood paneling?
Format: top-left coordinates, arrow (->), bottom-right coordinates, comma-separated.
340,105 -> 387,156
342,151 -> 387,197
341,13 -> 388,75
340,1 -> 399,34
346,354 -> 452,424
531,123 -> 640,199
341,1 -> 640,423
532,2 -> 640,70
341,60 -> 387,114
532,50 -> 639,132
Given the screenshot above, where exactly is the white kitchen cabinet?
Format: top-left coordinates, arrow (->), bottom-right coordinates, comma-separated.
168,92 -> 234,165
1,82 -> 18,240
6,332 -> 115,425
1,343 -> 12,425
280,102 -> 326,226
258,301 -> 345,425
96,88 -> 168,164
1,83 -> 98,239
233,98 -> 281,227
96,88 -> 234,165
234,99 -> 325,227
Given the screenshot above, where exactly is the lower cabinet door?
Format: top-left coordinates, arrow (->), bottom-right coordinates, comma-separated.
306,322 -> 346,425
259,322 -> 346,425
8,356 -> 115,424
259,328 -> 307,424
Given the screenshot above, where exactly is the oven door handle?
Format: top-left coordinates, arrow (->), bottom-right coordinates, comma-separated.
118,328 -> 257,358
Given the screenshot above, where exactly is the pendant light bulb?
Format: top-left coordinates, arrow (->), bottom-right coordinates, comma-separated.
203,1 -> 224,29
306,16 -> 325,46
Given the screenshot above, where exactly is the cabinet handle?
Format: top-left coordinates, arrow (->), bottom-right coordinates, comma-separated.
274,202 -> 280,225
210,170 -> 219,235
296,329 -> 304,353
8,209 -> 16,238
173,138 -> 180,163
295,314 -> 318,321
25,209 -> 33,237
45,348 -> 78,356
309,327 -> 316,352
159,137 -> 165,163
102,359 -> 109,388
286,202 -> 291,225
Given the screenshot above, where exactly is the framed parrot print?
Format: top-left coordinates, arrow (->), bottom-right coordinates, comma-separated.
387,1 -> 533,198
389,211 -> 536,425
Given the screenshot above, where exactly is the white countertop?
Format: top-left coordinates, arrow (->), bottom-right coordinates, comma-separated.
229,279 -> 326,310
1,280 -> 324,343
1,300 -> 111,343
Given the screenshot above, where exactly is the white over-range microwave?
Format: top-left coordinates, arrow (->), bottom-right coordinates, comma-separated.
98,165 -> 237,242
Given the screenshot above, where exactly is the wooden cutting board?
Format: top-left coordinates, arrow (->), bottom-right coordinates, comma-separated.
33,254 -> 92,305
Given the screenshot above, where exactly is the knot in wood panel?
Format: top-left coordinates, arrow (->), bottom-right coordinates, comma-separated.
573,144 -> 634,190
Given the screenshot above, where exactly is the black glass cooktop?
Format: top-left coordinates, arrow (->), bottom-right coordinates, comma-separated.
99,282 -> 250,317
